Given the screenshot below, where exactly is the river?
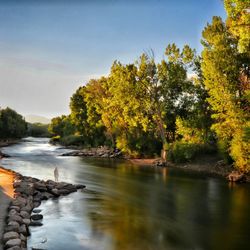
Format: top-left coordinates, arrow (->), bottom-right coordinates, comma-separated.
1,137 -> 249,250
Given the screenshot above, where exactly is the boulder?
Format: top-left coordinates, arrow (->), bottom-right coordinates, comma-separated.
19,224 -> 29,236
41,192 -> 53,200
21,205 -> 33,213
8,209 -> 19,217
33,201 -> 41,208
20,211 -> 30,219
31,214 -> 43,221
11,197 -> 26,207
20,233 -> 26,242
8,206 -> 20,212
34,182 -> 47,192
57,189 -> 71,195
30,221 -> 43,227
2,232 -> 19,243
22,219 -> 31,226
75,184 -> 86,189
5,239 -> 21,248
32,209 -> 42,214
5,224 -> 20,233
8,215 -> 23,224
8,221 -> 20,227
49,188 -> 60,197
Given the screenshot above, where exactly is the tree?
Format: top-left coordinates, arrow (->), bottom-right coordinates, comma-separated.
0,107 -> 27,138
224,0 -> 250,54
201,16 -> 249,172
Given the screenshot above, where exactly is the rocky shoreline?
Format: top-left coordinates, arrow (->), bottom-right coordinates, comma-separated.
0,167 -> 85,250
61,146 -> 122,159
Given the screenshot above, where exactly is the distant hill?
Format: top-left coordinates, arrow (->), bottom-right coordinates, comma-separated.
25,115 -> 51,124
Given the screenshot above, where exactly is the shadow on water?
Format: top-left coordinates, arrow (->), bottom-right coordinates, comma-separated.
1,137 -> 250,250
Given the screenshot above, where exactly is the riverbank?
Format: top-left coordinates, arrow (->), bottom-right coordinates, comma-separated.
0,168 -> 14,250
130,156 -> 250,182
57,144 -> 249,182
0,139 -> 20,148
0,166 -> 86,249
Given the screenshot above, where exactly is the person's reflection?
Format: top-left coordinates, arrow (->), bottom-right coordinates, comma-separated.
162,167 -> 168,183
54,167 -> 59,182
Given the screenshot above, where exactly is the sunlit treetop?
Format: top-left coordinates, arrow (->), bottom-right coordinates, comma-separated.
224,0 -> 250,54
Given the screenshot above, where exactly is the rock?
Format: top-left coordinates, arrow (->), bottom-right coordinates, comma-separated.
19,224 -> 29,236
34,182 -> 47,192
31,214 -> 43,221
2,232 -> 19,243
21,205 -> 33,213
8,209 -> 19,217
75,184 -> 86,189
33,191 -> 42,202
33,201 -> 41,208
41,192 -> 53,200
5,246 -> 21,250
8,215 -> 23,224
16,185 -> 34,196
8,221 -> 20,227
20,234 -> 26,242
20,211 -> 30,219
32,209 -> 42,214
5,239 -> 21,248
11,197 -> 26,207
13,182 -> 21,188
30,221 -> 43,227
101,153 -> 109,158
9,206 -> 20,212
57,189 -> 71,195
22,219 -> 31,226
228,171 -> 246,182
48,188 -> 60,197
5,224 -> 20,233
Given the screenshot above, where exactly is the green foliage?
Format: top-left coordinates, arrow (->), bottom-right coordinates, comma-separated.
50,44 -> 213,158
27,123 -> 50,137
167,142 -> 215,163
201,15 -> 250,172
0,107 -> 27,139
224,0 -> 250,54
59,135 -> 85,147
48,115 -> 75,137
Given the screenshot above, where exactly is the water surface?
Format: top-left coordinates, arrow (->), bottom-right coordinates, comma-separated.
1,138 -> 250,250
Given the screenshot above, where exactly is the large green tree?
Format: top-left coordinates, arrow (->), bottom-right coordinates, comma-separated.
0,107 -> 27,138
201,16 -> 249,172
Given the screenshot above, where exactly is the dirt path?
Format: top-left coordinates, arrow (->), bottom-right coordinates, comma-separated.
0,168 -> 14,250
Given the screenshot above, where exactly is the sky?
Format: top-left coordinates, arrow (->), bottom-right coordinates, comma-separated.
0,0 -> 226,118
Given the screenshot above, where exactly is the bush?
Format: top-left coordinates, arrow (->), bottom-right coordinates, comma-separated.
59,135 -> 84,146
167,142 -> 215,163
50,136 -> 61,144
217,140 -> 234,165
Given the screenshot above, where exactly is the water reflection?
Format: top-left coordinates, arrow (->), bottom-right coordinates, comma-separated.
1,137 -> 250,250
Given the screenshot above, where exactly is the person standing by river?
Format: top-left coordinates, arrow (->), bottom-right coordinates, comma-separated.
54,167 -> 59,182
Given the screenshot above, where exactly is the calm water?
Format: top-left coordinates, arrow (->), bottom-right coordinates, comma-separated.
1,137 -> 250,250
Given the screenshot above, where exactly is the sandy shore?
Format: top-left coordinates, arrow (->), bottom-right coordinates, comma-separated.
0,168 -> 14,250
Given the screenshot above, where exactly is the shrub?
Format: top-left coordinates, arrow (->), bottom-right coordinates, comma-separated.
60,135 -> 84,146
167,142 -> 215,163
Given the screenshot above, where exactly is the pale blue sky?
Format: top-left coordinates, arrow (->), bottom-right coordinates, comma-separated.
0,0 -> 226,118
